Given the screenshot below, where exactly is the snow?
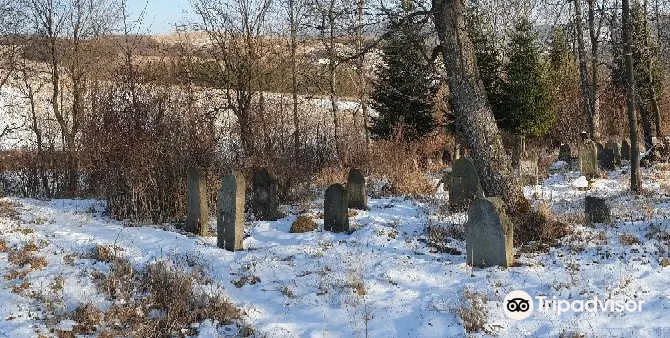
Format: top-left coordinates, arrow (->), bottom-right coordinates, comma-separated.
1,163 -> 670,336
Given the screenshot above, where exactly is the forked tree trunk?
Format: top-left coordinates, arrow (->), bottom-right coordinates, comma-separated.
431,0 -> 528,214
623,0 -> 641,193
573,0 -> 597,141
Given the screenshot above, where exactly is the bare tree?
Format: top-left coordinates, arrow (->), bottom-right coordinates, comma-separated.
432,0 -> 527,214
623,0 -> 641,193
193,0 -> 274,161
27,0 -> 118,195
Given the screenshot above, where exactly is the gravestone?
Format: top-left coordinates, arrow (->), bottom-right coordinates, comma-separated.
346,168 -> 367,210
217,172 -> 245,251
449,158 -> 483,213
621,139 -> 631,161
324,183 -> 349,233
600,147 -> 615,171
251,167 -> 280,221
584,196 -> 611,224
518,158 -> 539,186
465,197 -> 514,268
606,141 -> 621,167
579,140 -> 598,178
596,143 -> 606,170
558,143 -> 571,162
186,166 -> 208,236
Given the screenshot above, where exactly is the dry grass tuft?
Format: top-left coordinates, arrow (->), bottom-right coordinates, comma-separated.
290,216 -> 317,233
451,288 -> 491,334
620,233 -> 641,246
11,280 -> 31,294
71,303 -> 104,335
514,202 -> 570,247
0,199 -> 21,219
7,246 -> 48,270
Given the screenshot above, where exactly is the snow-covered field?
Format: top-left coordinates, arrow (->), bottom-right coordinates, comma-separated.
1,164 -> 670,337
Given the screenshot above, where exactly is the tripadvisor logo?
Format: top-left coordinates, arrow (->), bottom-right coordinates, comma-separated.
503,290 -> 534,320
503,290 -> 645,320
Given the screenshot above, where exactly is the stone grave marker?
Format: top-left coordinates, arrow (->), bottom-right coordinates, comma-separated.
448,158 -> 483,213
465,197 -> 514,268
217,172 -> 245,251
324,183 -> 349,233
579,140 -> 598,179
346,168 -> 367,210
186,166 -> 208,236
251,167 -> 280,221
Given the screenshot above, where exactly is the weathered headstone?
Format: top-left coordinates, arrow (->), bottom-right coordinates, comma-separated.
596,143 -> 607,169
251,167 -> 280,221
217,172 -> 245,251
449,158 -> 483,213
605,141 -> 622,167
558,143 -> 571,162
579,140 -> 598,178
465,197 -> 514,268
518,158 -> 539,186
324,183 -> 349,233
621,139 -> 631,161
600,147 -> 615,171
346,168 -> 367,210
584,196 -> 611,224
186,166 -> 208,236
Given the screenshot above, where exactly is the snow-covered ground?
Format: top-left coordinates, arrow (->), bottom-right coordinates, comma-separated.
1,164 -> 670,337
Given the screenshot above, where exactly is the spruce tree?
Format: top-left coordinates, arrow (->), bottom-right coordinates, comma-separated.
499,19 -> 556,137
369,13 -> 438,141
466,9 -> 503,117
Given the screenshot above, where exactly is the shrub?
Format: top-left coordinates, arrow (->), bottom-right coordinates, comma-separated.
290,216 -> 317,233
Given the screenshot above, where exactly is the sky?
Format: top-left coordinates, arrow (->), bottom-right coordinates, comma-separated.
126,0 -> 198,35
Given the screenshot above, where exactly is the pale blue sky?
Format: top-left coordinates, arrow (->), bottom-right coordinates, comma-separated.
127,0 -> 197,34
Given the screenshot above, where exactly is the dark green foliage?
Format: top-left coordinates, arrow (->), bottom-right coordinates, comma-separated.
498,19 -> 556,137
548,26 -> 579,89
369,14 -> 438,141
466,9 -> 504,115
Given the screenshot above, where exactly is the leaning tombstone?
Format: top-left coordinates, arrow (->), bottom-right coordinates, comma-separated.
217,172 -> 245,251
324,183 -> 349,233
558,143 -> 571,162
186,166 -> 208,236
449,158 -> 483,213
346,168 -> 367,210
584,196 -> 612,224
605,141 -> 622,167
518,158 -> 539,186
579,140 -> 598,179
465,197 -> 514,268
251,167 -> 280,221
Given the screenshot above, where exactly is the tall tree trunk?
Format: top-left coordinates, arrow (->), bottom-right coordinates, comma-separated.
636,94 -> 654,149
356,0 -> 370,148
587,0 -> 600,140
573,0 -> 597,141
327,6 -> 341,161
431,0 -> 528,214
623,0 -> 641,193
289,0 -> 300,159
643,0 -> 662,138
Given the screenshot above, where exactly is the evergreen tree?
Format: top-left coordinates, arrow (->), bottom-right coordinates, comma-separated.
369,13 -> 438,141
466,9 -> 503,116
499,19 -> 556,137
548,26 -> 579,88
